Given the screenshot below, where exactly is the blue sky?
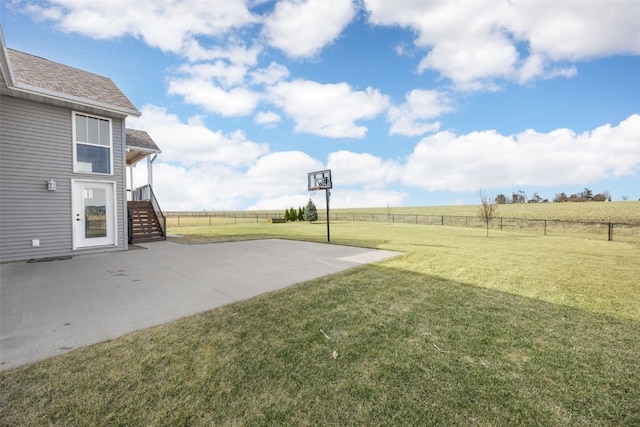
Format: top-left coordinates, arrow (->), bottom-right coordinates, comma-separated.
2,0 -> 639,210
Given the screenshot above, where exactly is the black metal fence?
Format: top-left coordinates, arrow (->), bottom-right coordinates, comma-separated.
165,211 -> 640,243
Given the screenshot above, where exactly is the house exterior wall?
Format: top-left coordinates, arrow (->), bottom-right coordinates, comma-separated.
0,95 -> 127,262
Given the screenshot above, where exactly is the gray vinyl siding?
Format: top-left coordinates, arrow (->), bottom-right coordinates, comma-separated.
0,95 -> 126,262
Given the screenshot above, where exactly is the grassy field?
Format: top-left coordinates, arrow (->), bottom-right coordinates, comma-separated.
167,201 -> 640,243
2,221 -> 639,425
167,201 -> 640,223
346,200 -> 640,223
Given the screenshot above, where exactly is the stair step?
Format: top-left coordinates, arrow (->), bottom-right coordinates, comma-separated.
128,200 -> 165,244
132,236 -> 166,243
132,228 -> 162,234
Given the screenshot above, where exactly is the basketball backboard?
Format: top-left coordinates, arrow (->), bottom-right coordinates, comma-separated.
308,169 -> 332,191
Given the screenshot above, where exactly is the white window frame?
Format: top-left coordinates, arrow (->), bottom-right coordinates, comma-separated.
72,111 -> 113,175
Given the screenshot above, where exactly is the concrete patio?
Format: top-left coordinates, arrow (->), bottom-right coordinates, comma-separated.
0,239 -> 400,371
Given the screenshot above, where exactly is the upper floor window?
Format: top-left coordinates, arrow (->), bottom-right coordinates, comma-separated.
73,112 -> 112,174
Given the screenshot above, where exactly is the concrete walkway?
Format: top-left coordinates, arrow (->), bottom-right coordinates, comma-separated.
1,239 -> 400,371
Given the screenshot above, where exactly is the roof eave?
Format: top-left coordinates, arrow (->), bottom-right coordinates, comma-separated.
0,28 -> 16,87
126,146 -> 161,154
7,81 -> 141,117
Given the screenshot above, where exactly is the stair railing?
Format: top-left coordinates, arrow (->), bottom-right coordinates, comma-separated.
131,184 -> 166,240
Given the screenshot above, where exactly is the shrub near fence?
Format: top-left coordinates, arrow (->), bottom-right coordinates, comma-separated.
165,211 -> 640,243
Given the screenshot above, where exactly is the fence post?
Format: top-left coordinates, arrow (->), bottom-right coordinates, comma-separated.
608,222 -> 613,241
500,217 -> 503,231
544,220 -> 547,236
441,215 -> 444,226
178,215 -> 180,227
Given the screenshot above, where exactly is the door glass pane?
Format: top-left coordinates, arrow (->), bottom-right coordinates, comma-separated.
77,144 -> 110,174
84,188 -> 107,238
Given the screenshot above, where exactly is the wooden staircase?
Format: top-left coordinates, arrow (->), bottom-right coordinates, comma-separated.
128,201 -> 165,243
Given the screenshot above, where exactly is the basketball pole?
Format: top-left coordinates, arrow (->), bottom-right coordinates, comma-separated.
307,169 -> 332,243
325,188 -> 331,242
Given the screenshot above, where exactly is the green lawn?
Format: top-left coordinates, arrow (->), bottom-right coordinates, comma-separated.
168,201 -> 640,224
167,201 -> 640,243
2,222 -> 639,426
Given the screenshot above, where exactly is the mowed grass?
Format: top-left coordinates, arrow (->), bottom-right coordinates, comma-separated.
167,201 -> 640,224
2,222 -> 639,425
167,201 -> 640,243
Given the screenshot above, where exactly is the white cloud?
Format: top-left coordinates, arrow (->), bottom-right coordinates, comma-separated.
176,62 -> 249,88
510,1 -> 640,61
130,110 -> 640,210
268,79 -> 390,138
168,77 -> 261,116
24,3 -> 62,21
402,114 -> 640,192
149,163 -> 247,211
25,0 -> 638,93
246,151 -> 323,196
23,0 -> 258,54
417,36 -> 518,89
254,110 -> 281,126
262,0 -> 355,58
182,40 -> 261,65
389,118 -> 441,138
388,89 -> 453,136
126,105 -> 411,210
250,61 -> 290,85
241,151 -> 324,209
127,104 -> 268,167
327,151 -> 401,188
364,0 -> 640,89
127,106 -> 327,210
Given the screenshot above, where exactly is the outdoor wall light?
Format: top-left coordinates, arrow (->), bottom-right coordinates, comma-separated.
46,180 -> 57,191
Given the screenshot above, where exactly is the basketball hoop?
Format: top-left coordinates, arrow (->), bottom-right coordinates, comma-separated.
307,170 -> 332,191
307,169 -> 332,242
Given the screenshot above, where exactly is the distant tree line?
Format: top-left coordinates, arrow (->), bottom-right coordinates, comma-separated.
552,188 -> 612,203
494,188 -> 621,204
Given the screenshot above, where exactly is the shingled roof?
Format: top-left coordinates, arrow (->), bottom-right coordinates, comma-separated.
126,128 -> 160,152
1,43 -> 139,117
126,128 -> 161,166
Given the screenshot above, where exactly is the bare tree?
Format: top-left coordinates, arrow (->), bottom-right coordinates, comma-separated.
478,191 -> 499,237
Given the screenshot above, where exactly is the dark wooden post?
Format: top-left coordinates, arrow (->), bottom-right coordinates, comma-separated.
608,222 -> 613,241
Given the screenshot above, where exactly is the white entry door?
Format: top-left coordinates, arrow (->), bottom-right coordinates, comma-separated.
72,180 -> 117,249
